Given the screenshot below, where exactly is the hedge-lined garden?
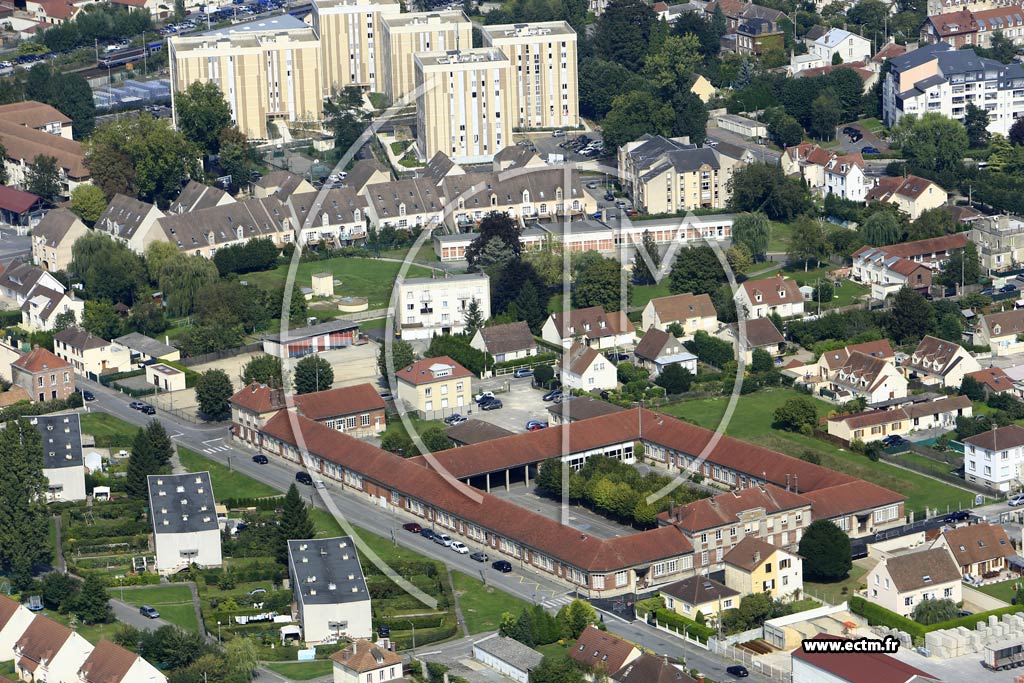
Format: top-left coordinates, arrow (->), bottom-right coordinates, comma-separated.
850,596 -> 1024,643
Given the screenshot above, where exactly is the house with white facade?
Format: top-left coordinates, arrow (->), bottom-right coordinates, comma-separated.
781,144 -> 868,201
34,413 -> 85,502
640,293 -> 717,337
287,537 -> 373,645
902,335 -> 981,388
823,350 -> 908,404
470,321 -> 537,362
736,276 -> 804,319
148,472 -> 223,574
289,187 -> 369,247
0,596 -> 36,663
78,639 -> 167,683
53,327 -> 132,380
330,639 -> 403,683
94,194 -> 166,254
809,28 -> 871,65
852,233 -> 967,299
975,307 -> 1024,356
14,616 -> 94,683
560,342 -> 616,391
963,424 -> 1024,492
542,306 -> 635,349
633,328 -> 698,377
397,273 -> 491,340
788,340 -> 895,397
864,547 -> 962,618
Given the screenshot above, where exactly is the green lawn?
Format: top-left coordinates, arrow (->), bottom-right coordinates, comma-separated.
177,448 -> 278,500
857,117 -> 886,134
451,571 -> 533,634
659,389 -> 981,515
536,642 -> 571,660
265,661 -> 333,680
805,565 -> 867,606
117,585 -> 200,632
243,257 -> 434,308
976,579 -> 1019,604
767,221 -> 794,253
632,281 -> 673,311
80,413 -> 139,448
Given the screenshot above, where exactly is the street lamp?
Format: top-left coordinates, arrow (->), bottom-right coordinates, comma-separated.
217,621 -> 222,643
407,620 -> 416,655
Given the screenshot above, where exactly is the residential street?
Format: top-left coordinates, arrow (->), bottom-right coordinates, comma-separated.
80,378 -> 769,682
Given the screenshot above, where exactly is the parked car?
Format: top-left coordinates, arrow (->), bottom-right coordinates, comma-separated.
726,665 -> 749,678
471,551 -> 489,562
443,413 -> 466,425
433,533 -> 453,547
526,419 -> 546,430
474,391 -> 495,403
129,401 -> 145,410
981,287 -> 996,297
586,182 -> 599,189
81,390 -> 95,402
842,126 -> 858,136
513,368 -> 534,378
295,472 -> 313,485
377,625 -> 391,638
481,399 -> 503,411
1001,284 -> 1018,293
449,415 -> 468,425
450,541 -> 469,554
882,434 -> 908,447
403,522 -> 423,533
527,422 -> 548,431
379,392 -> 393,401
551,130 -> 566,137
252,455 -> 269,464
492,560 -> 513,573
420,528 -> 438,541
945,510 -> 971,523
849,132 -> 862,143
1010,493 -> 1024,506
604,192 -> 615,201
861,146 -> 880,155
542,389 -> 562,402
605,352 -> 629,362
140,606 -> 160,619
140,405 -> 156,415
958,609 -> 974,617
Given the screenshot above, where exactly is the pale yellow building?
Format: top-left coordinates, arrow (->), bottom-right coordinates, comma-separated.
311,0 -> 401,94
170,16 -> 324,141
394,356 -> 473,418
723,536 -> 803,601
414,48 -> 514,164
481,21 -> 579,130
380,11 -> 472,104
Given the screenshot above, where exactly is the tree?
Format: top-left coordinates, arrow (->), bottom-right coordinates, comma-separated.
556,599 -> 598,639
174,81 -> 233,156
768,114 -> 805,148
669,245 -> 725,296
533,364 -> 555,388
655,364 -> 693,394
323,86 -> 369,151
464,298 -> 484,336
144,419 -> 174,469
912,598 -> 958,625
1010,117 -> 1024,146
0,141 -> 6,185
964,103 -> 991,148
293,355 -> 333,394
859,211 -> 902,247
813,280 -> 835,303
960,375 -> 986,402
937,242 -> 980,289
888,287 -> 935,344
751,348 -> 775,373
72,232 -> 147,304
68,184 -> 106,224
420,424 -> 454,452
217,127 -> 258,189
728,163 -> 810,221
24,154 -> 61,203
277,484 -> 316,563
670,90 -> 708,144
128,300 -> 168,337
82,300 -> 123,340
513,279 -> 547,334
631,230 -> 661,285
893,112 -> 968,185
810,92 -> 840,141
594,0 -> 659,72
535,458 -> 564,496
0,419 -> 50,588
908,207 -> 955,241
196,369 -> 233,420
52,310 -> 76,332
573,256 -> 628,311
126,426 -> 159,500
642,34 -> 703,96
727,244 -> 754,273
156,251 -> 220,318
601,91 -> 674,150
799,519 -> 852,582
529,655 -> 585,683
788,216 -> 828,270
466,213 -> 522,271
242,355 -> 283,387
74,572 -> 113,624
773,396 -> 819,433
39,571 -> 80,613
578,57 -> 651,120
225,637 -> 259,680
378,340 -> 416,377
732,212 -> 770,261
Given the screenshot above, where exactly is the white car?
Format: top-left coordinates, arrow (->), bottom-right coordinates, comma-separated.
1009,494 -> 1024,507
433,533 -> 453,547
474,391 -> 495,403
450,541 -> 469,554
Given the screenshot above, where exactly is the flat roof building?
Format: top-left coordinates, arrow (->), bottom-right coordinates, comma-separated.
311,0 -> 401,94
148,472 -> 222,574
287,537 -> 372,644
380,11 -> 472,104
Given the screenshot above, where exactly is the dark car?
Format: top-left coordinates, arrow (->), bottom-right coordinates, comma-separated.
726,665 -> 749,678
1001,284 -> 1018,293
945,510 -> 971,523
842,126 -> 858,135
481,399 -> 503,411
542,389 -> 562,402
471,551 -> 489,562
252,454 -> 269,464
140,605 -> 160,619
81,390 -> 95,402
849,132 -> 863,143
140,405 -> 156,415
605,352 -> 629,362
403,522 -> 423,533
861,146 -> 880,155
604,192 -> 614,201
958,609 -> 974,617
883,436 -> 909,448
377,625 -> 390,638
295,471 -> 313,485
492,560 -> 512,573
513,367 -> 534,378
420,528 -> 438,541
443,413 -> 465,425
981,287 -> 996,297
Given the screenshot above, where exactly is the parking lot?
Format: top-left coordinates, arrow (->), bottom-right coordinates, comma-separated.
458,375 -> 554,434
834,123 -> 890,155
489,482 -> 636,540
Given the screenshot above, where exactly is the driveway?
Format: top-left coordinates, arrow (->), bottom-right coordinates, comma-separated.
833,123 -> 890,155
463,375 -> 551,433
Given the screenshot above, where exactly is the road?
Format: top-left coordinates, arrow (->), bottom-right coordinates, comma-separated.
80,379 -> 768,682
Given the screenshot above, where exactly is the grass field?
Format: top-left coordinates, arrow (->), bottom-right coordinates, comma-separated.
80,413 -> 138,448
178,448 -> 278,500
659,389 -> 981,515
243,257 -> 434,308
452,571 -> 533,634
976,579 -> 1019,604
768,222 -> 795,253
265,661 -> 333,680
805,565 -> 867,605
632,281 -> 673,310
118,585 -> 199,632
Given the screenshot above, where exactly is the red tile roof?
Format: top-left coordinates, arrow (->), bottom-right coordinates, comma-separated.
292,383 -> 385,420
394,356 -> 472,386
939,522 -> 1014,568
229,382 -> 283,414
741,276 -> 802,307
966,367 -> 1014,393
16,615 -> 72,665
661,484 -> 810,531
793,635 -> 938,682
568,626 -> 639,674
330,639 -> 402,673
12,345 -> 71,373
800,480 -> 905,519
0,186 -> 40,214
865,175 -> 948,205
548,306 -> 634,341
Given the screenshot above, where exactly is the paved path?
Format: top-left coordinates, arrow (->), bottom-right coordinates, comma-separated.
52,514 -> 66,573
447,568 -> 470,638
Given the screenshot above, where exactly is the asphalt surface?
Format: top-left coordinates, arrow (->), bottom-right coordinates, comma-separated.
80,377 -> 768,682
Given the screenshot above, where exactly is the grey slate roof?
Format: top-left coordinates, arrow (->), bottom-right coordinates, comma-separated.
626,135 -> 695,173
890,42 -> 952,71
547,397 -> 624,421
476,321 -> 536,355
96,194 -> 161,241
167,180 -> 232,215
54,326 -> 110,352
342,158 -> 388,193
113,332 -> 177,359
158,196 -> 290,251
287,537 -> 370,606
474,635 -> 543,673
34,413 -> 82,470
289,187 -> 368,229
32,208 -> 83,248
447,419 -> 516,445
148,472 -> 219,535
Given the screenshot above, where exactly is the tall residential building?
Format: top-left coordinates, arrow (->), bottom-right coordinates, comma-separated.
311,0 -> 401,94
481,21 -> 579,130
380,11 -> 472,104
414,48 -> 513,164
169,16 -> 323,140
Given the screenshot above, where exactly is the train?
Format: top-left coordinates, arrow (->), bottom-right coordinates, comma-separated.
97,41 -> 163,69
984,640 -> 1024,670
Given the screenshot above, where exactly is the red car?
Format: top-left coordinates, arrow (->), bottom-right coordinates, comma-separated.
402,522 -> 422,533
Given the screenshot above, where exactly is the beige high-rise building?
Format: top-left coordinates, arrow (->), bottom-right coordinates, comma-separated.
170,16 -> 323,140
481,21 -> 578,130
380,11 -> 472,104
414,48 -> 513,164
311,0 -> 401,95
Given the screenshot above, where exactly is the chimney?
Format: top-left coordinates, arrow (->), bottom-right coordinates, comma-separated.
754,551 -> 761,564
785,474 -> 791,491
793,475 -> 798,492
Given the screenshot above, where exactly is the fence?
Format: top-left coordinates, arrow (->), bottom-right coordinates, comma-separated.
885,454 -> 991,497
180,343 -> 263,367
491,357 -> 558,377
646,619 -> 710,650
708,639 -> 793,682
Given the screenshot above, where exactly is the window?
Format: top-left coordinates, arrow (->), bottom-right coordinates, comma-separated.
593,574 -> 605,590
361,414 -> 371,427
904,596 -> 913,606
615,570 -> 628,587
944,587 -> 953,598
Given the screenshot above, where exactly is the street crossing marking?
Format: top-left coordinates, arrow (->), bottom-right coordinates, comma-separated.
542,593 -> 574,609
203,445 -> 230,454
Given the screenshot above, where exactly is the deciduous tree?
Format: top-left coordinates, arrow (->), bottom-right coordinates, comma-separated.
572,256 -> 629,311
772,396 -> 819,433
242,355 -> 283,387
196,369 -> 233,420
887,286 -> 936,344
69,184 -> 106,225
25,154 -> 61,203
174,81 -> 233,156
732,212 -> 770,261
293,355 -> 333,394
669,245 -> 725,296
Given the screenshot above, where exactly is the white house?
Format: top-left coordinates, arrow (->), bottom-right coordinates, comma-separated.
34,413 -> 86,502
287,537 -> 372,645
640,293 -> 717,338
469,321 -> 537,362
542,306 -> 635,349
0,596 -> 36,662
14,617 -> 94,683
809,28 -> 871,65
330,639 -> 403,683
976,308 -> 1024,356
901,335 -> 981,388
736,276 -> 804,319
864,547 -> 962,618
963,424 -> 1024,492
472,635 -> 543,683
397,273 -> 491,340
78,639 -> 167,683
633,328 -> 698,376
823,351 -> 908,404
560,342 -> 616,391
53,327 -> 132,380
148,472 -> 223,574
782,144 -> 869,202
94,194 -> 166,254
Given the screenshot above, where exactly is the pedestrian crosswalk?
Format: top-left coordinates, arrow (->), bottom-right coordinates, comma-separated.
541,593 -> 574,609
203,445 -> 230,454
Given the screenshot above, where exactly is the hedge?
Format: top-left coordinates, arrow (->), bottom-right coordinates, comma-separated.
849,596 -> 1024,638
221,496 -> 285,511
373,613 -> 446,630
652,608 -> 715,642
